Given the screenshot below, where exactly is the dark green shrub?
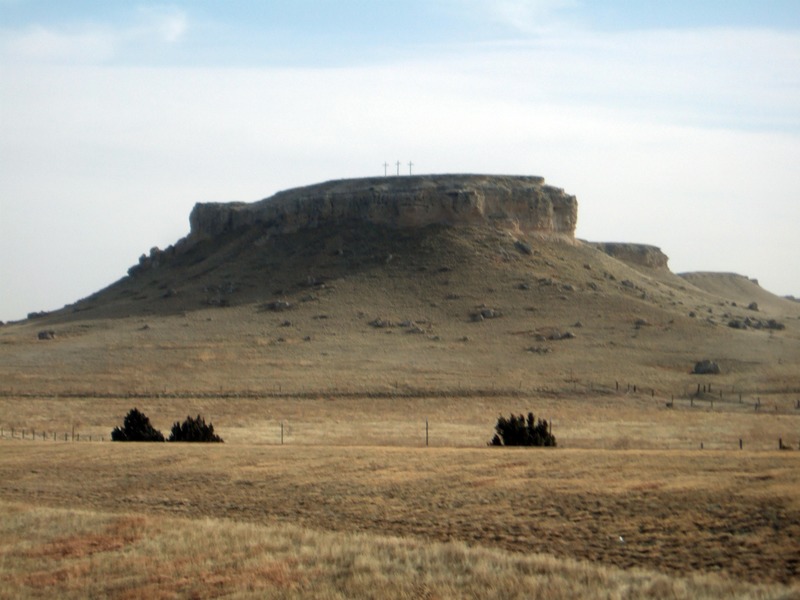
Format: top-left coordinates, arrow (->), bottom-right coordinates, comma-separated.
111,408 -> 165,442
490,412 -> 556,447
168,414 -> 223,443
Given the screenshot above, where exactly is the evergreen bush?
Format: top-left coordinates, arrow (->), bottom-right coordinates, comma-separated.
489,412 -> 556,447
111,408 -> 165,442
168,414 -> 223,443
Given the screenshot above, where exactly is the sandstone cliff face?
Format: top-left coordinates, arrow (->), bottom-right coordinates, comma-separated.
188,175 -> 578,241
590,242 -> 670,270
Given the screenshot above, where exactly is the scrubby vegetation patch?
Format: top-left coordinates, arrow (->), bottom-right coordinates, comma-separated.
111,408 -> 165,442
168,414 -> 224,443
489,412 -> 556,447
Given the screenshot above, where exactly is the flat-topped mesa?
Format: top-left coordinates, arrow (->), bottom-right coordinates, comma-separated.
188,174 -> 578,241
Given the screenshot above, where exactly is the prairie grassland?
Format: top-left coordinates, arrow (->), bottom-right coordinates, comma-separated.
1,391 -> 798,450
1,500 -> 795,600
0,441 -> 798,594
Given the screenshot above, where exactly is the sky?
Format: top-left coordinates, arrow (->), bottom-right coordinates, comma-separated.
1,1 -> 799,322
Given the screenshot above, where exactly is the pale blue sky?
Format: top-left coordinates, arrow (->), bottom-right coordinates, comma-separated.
1,1 -> 799,320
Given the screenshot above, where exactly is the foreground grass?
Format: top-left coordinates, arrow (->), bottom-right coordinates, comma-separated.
1,442 -> 798,589
1,501 -> 795,600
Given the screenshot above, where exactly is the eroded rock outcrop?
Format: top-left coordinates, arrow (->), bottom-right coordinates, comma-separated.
589,242 -> 670,270
188,175 -> 578,242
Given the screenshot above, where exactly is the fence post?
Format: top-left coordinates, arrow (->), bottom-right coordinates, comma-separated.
426,419 -> 429,447
281,421 -> 284,445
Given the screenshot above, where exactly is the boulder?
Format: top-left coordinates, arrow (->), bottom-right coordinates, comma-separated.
369,318 -> 393,328
471,307 -> 502,322
262,300 -> 292,312
514,239 -> 533,255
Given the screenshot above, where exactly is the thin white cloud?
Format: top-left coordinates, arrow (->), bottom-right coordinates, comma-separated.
134,5 -> 188,43
489,0 -> 580,33
1,24 -> 118,63
444,0 -> 581,35
0,5 -> 188,64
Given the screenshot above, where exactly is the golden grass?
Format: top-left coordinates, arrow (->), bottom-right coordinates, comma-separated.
1,392 -> 797,450
0,442 -> 798,592
1,500 -> 796,600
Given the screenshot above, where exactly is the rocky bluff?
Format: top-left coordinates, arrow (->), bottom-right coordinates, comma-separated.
590,242 -> 670,270
188,175 -> 578,241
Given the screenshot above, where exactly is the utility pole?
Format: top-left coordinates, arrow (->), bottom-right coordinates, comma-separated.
395,160 -> 401,176
408,161 -> 414,175
383,162 -> 389,176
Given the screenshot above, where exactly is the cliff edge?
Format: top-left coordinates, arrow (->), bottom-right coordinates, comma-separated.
589,242 -> 670,270
188,174 -> 578,241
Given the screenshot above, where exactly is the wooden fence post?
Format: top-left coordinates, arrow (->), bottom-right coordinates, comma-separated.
426,419 -> 429,447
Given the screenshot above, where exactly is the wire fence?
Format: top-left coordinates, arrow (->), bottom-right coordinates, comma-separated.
0,427 -> 104,442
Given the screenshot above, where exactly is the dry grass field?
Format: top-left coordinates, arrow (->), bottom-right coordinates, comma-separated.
1,222 -> 799,597
1,443 -> 799,598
